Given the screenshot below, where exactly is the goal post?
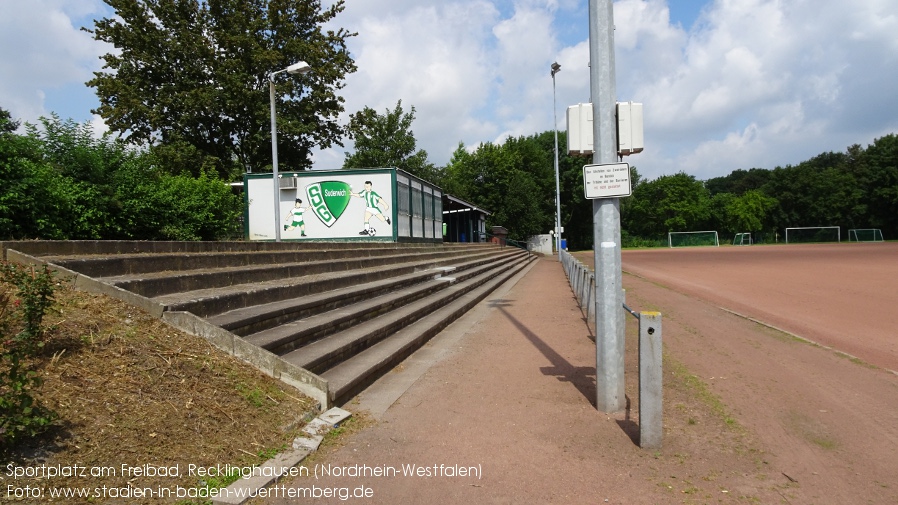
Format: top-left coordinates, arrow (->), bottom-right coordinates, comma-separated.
848,228 -> 884,242
668,230 -> 719,248
785,226 -> 840,244
732,232 -> 752,246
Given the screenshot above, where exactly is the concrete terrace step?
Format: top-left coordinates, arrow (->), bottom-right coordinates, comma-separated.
321,256 -> 533,404
96,248 -> 496,298
46,245 -> 446,278
238,253 -> 524,355
281,254 -> 531,377
152,249 -> 523,318
207,249 -> 525,337
243,275 -> 455,355
207,268 -> 454,336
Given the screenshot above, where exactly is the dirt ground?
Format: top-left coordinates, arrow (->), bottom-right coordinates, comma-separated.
616,243 -> 898,504
267,244 -> 898,505
1,282 -> 319,504
618,242 -> 898,372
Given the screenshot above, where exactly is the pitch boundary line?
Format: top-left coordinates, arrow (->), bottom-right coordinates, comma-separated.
717,306 -> 898,378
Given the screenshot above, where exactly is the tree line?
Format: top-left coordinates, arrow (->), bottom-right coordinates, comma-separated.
621,134 -> 898,247
2,0 -> 353,241
424,128 -> 898,248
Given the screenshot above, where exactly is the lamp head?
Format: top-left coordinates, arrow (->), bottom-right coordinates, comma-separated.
286,61 -> 312,75
550,62 -> 561,77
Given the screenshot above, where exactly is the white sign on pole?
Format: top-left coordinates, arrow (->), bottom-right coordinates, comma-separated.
583,162 -> 631,199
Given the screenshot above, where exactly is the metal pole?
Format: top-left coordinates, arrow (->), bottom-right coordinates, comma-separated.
269,77 -> 282,242
589,0 -> 625,413
552,63 -> 562,260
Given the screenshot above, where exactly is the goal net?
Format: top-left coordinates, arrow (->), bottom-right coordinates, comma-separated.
732,232 -> 752,246
668,231 -> 719,248
785,226 -> 840,244
848,228 -> 884,242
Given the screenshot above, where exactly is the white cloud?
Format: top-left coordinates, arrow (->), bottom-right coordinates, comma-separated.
0,0 -> 110,124
615,0 -> 898,179
315,1 -> 504,167
89,114 -> 110,138
3,0 -> 895,181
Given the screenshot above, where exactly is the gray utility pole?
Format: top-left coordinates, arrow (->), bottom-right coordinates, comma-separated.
589,0 -> 626,413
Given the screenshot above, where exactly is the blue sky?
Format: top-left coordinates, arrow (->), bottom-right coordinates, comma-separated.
2,0 -> 897,181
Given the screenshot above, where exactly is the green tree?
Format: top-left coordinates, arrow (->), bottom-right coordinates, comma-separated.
762,162 -> 861,233
87,0 -> 357,179
0,115 -> 120,239
705,167 -> 771,196
714,189 -> 778,234
343,100 -> 438,182
854,134 -> 898,236
0,107 -> 19,134
623,172 -> 711,237
442,141 -> 550,241
114,166 -> 242,241
0,119 -> 46,238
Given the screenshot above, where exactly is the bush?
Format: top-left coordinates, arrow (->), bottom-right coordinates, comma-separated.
0,262 -> 57,448
1,113 -> 243,241
621,231 -> 666,248
114,164 -> 242,241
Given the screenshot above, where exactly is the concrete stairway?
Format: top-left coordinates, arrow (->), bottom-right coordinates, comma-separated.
2,241 -> 534,407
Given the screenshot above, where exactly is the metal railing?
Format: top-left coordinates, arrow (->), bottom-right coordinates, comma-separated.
559,249 -> 663,449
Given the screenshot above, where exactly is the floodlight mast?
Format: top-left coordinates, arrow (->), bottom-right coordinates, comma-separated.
551,62 -> 562,260
269,61 -> 312,242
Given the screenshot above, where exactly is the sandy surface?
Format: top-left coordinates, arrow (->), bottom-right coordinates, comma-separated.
261,245 -> 898,504
620,243 -> 898,503
620,242 -> 898,372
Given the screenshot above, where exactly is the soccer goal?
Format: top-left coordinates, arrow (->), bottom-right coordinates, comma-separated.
668,231 -> 719,248
848,228 -> 884,242
785,226 -> 840,244
732,232 -> 752,246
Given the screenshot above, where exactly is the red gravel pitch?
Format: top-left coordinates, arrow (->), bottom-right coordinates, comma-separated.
622,242 -> 898,372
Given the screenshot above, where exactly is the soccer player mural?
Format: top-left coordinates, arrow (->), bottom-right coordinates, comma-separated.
350,180 -> 391,236
283,198 -> 310,237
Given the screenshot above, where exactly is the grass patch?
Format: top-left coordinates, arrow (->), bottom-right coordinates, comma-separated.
833,351 -> 879,370
666,354 -> 742,432
784,411 -> 839,451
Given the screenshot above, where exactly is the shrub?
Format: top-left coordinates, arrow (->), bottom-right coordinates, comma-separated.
0,262 -> 57,447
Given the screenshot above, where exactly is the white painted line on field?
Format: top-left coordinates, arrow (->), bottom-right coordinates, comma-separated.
717,306 -> 898,377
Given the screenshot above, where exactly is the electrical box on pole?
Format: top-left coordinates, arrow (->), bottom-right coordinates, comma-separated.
567,101 -> 644,157
616,101 -> 644,156
566,103 -> 594,157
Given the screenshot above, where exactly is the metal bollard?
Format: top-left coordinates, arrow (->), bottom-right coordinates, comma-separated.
638,311 -> 663,449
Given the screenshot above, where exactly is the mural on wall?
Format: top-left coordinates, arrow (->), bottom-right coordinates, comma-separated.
350,180 -> 391,236
247,171 -> 395,240
283,198 -> 310,237
305,181 -> 352,229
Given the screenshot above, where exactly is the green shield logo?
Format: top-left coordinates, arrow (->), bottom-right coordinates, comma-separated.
306,181 -> 352,227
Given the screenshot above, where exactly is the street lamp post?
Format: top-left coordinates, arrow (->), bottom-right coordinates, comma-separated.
269,61 -> 312,242
551,61 -> 562,260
